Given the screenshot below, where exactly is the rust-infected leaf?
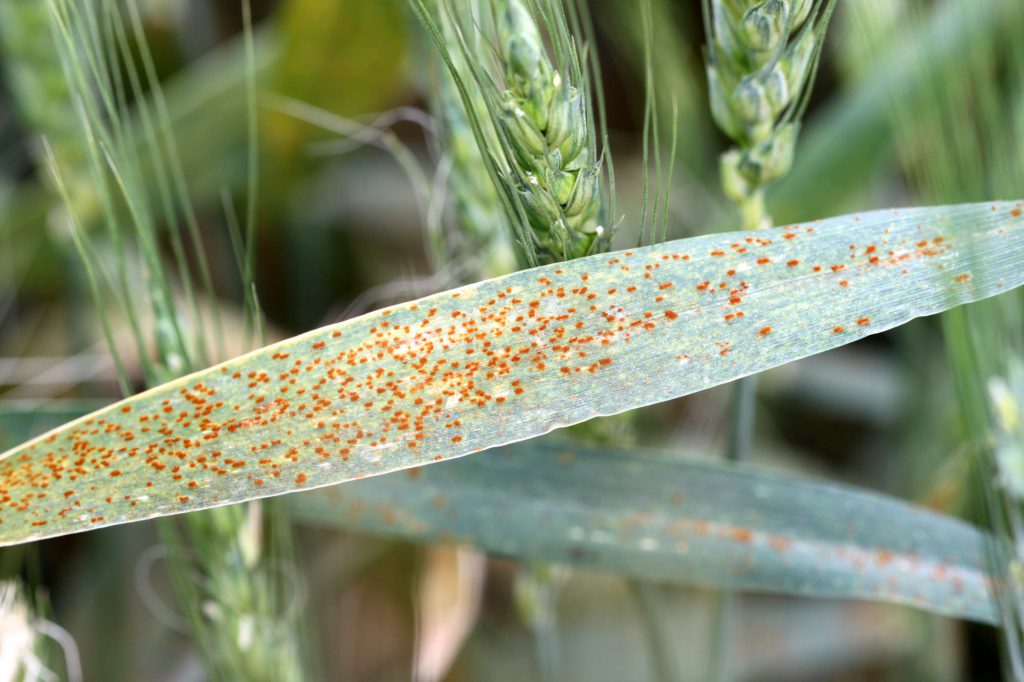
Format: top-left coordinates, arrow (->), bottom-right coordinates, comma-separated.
289,436 -> 997,624
0,201 -> 1021,545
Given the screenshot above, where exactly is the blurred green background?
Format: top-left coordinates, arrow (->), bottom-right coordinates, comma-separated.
1,0 -> 1021,679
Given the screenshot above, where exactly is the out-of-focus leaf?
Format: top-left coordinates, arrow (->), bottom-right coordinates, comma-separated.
267,0 -> 407,169
286,436 -> 997,624
157,27 -> 279,200
0,402 -> 110,450
0,201 -> 1021,545
0,27 -> 280,292
771,0 -> 1019,222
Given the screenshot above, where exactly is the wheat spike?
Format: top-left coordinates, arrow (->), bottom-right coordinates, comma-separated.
419,0 -> 610,264
704,0 -> 835,229
433,5 -> 519,278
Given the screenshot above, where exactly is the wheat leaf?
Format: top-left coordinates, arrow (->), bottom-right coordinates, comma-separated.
1,408 -> 991,621
0,200 -> 1021,545
287,436 -> 997,624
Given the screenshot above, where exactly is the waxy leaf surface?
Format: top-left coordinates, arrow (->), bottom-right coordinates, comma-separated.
288,437 -> 997,624
1,201 -> 1021,544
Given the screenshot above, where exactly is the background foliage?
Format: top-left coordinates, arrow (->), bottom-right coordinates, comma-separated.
0,0 -> 1021,680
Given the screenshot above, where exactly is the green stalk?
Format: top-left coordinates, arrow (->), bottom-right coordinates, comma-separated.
421,0 -> 620,673
700,3 -> 836,678
630,582 -> 685,682
514,563 -> 565,682
41,1 -> 309,678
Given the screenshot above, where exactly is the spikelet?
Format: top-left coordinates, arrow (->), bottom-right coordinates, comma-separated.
490,0 -> 606,261
0,580 -> 80,681
704,0 -> 835,228
990,360 -> 1024,500
0,581 -> 40,682
419,0 -> 610,264
433,5 -> 519,278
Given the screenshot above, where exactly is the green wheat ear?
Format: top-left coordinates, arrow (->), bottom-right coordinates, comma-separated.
703,0 -> 836,229
432,4 -> 519,279
416,0 -> 611,265
40,0 -> 308,678
491,0 -> 605,258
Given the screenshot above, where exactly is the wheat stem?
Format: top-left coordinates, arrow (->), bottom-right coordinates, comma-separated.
701,4 -> 835,678
421,2 -> 617,673
41,2 -> 309,678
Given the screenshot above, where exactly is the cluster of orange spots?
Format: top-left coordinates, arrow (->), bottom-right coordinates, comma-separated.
2,210 -> 986,535
11,266 -> 696,525
728,527 -> 754,544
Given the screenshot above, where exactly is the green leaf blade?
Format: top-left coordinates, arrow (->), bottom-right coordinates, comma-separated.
287,437 -> 997,624
0,200 -> 1021,545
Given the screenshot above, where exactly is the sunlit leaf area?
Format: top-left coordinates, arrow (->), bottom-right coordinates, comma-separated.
0,0 -> 1022,680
